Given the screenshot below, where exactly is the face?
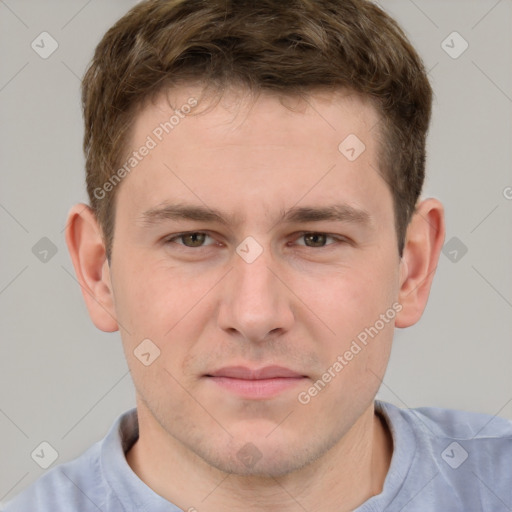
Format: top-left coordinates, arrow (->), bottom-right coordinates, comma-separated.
107,86 -> 404,476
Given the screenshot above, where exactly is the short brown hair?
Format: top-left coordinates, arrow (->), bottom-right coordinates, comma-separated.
82,0 -> 432,261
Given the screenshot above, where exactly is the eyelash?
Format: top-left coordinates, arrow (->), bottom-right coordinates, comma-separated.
163,231 -> 350,249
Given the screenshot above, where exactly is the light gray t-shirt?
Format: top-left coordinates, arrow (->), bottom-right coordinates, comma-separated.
4,400 -> 512,511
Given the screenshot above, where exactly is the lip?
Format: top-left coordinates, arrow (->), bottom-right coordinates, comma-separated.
205,365 -> 307,399
207,365 -> 305,379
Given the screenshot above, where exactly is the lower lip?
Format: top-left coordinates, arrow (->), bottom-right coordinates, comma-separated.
207,376 -> 306,399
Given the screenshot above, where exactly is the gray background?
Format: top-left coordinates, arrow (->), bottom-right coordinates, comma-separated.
0,0 -> 511,502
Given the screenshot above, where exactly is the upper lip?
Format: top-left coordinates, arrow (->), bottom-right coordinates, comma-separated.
207,365 -> 305,380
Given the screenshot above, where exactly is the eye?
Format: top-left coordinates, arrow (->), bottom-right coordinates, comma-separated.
163,231 -> 349,251
164,231 -> 216,248
294,232 -> 346,248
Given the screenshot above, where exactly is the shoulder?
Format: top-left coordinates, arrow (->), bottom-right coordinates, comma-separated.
401,403 -> 512,440
381,400 -> 512,462
376,400 -> 512,509
2,408 -> 138,512
2,441 -> 110,512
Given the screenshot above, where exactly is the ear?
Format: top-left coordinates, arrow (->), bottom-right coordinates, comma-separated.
65,203 -> 119,332
395,198 -> 445,328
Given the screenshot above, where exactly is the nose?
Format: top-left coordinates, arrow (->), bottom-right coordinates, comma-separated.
217,243 -> 295,344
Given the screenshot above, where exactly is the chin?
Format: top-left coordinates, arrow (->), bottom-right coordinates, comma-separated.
196,432 -> 331,478
216,448 -> 308,478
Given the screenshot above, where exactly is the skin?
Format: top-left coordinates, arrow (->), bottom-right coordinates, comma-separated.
66,85 -> 445,511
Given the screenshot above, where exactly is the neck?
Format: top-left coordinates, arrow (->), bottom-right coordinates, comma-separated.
126,401 -> 393,512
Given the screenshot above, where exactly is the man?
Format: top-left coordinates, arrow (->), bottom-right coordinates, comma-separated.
4,0 -> 511,510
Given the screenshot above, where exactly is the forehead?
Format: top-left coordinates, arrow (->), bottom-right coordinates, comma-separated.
135,85 -> 381,150
116,85 -> 391,226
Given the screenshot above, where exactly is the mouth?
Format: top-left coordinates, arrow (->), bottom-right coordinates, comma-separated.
205,365 -> 308,399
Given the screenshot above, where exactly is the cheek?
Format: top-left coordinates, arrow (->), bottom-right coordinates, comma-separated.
296,253 -> 399,390
112,258 -> 223,381
305,263 -> 397,337
112,256 -> 208,334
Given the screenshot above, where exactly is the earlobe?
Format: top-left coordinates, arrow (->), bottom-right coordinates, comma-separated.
395,198 -> 445,328
65,203 -> 119,332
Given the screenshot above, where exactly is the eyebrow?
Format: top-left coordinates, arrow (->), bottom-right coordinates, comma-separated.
137,202 -> 372,229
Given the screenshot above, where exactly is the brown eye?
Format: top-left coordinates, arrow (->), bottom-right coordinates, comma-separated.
294,232 -> 342,248
165,232 -> 213,248
181,232 -> 207,247
303,233 -> 328,247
